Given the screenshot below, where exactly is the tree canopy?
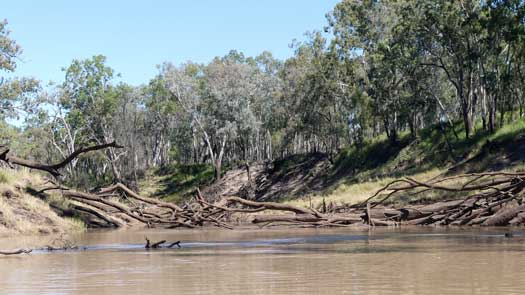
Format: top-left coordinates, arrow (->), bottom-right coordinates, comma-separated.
2,0 -> 525,186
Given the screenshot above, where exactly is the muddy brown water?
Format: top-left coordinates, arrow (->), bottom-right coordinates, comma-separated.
0,227 -> 524,295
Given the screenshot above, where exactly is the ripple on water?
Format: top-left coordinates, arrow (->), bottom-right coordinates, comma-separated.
2,228 -> 525,294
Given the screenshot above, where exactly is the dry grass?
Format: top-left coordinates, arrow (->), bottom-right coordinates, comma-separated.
285,161 -> 525,210
0,168 -> 85,237
284,168 -> 447,209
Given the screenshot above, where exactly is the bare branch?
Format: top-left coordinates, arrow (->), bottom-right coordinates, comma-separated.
1,141 -> 123,177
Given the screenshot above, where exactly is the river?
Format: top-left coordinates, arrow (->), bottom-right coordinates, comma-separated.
0,227 -> 524,294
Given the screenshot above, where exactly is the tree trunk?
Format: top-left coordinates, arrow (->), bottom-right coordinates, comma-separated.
108,148 -> 122,183
214,158 -> 222,181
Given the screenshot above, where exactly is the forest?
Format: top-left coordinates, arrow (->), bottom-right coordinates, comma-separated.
2,2 -> 525,293
1,0 -> 525,199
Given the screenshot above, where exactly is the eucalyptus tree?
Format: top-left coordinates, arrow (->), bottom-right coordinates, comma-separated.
404,0 -> 486,139
478,0 -> 525,130
280,32 -> 354,158
327,0 -> 408,144
60,55 -> 125,182
161,61 -> 233,180
0,20 -> 39,122
143,75 -> 181,167
252,51 -> 283,160
160,50 -> 274,181
205,52 -> 261,167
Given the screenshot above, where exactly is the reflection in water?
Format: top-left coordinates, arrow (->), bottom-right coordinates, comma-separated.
1,228 -> 524,295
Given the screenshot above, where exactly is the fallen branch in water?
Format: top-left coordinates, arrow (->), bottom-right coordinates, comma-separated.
145,237 -> 166,249
145,237 -> 181,249
167,241 -> 181,248
0,249 -> 32,255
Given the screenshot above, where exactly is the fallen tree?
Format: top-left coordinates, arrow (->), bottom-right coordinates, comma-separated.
20,170 -> 525,229
216,171 -> 525,227
3,141 -> 525,230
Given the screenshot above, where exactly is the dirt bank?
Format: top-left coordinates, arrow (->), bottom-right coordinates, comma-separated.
202,135 -> 525,206
0,168 -> 84,237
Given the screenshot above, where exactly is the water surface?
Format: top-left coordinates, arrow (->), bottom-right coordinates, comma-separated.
1,227 -> 524,294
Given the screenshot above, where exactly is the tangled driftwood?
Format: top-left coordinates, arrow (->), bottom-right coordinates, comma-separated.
32,184 -> 230,229
1,141 -> 525,253
357,171 -> 525,226
224,171 -> 525,227
43,170 -> 525,229
10,160 -> 525,229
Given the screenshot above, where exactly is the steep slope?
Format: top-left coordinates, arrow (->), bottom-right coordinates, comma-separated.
142,119 -> 525,207
0,168 -> 84,236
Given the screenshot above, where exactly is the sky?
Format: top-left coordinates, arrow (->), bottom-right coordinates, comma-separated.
3,0 -> 340,86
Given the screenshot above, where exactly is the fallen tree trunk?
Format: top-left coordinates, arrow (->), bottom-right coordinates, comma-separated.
251,214 -> 327,224
225,196 -> 317,215
0,249 -> 32,255
100,183 -> 183,212
28,168 -> 525,229
482,204 -> 525,226
69,202 -> 126,227
62,190 -> 150,224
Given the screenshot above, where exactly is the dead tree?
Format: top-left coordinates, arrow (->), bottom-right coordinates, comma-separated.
4,139 -> 525,230
0,141 -> 123,177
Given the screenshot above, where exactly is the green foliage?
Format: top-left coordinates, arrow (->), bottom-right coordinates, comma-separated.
332,117 -> 525,186
145,164 -> 215,203
2,0 -> 525,193
0,20 -> 21,72
61,55 -> 117,132
333,133 -> 410,176
0,20 -> 40,120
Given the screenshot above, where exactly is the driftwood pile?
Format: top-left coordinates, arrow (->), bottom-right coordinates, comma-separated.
226,171 -> 525,227
360,171 -> 525,227
1,142 -> 525,255
36,171 -> 525,229
2,141 -> 525,229
47,184 -> 234,229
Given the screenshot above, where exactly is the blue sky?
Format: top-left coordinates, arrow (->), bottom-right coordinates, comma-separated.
3,0 -> 340,86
